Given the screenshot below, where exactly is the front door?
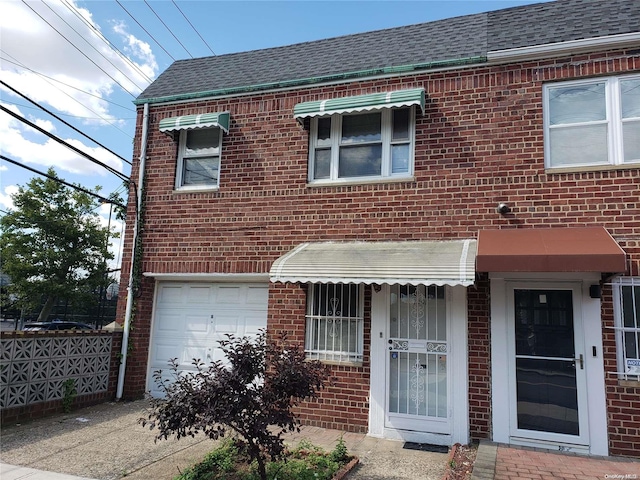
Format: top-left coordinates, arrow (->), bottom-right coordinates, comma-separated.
508,285 -> 590,446
385,285 -> 450,435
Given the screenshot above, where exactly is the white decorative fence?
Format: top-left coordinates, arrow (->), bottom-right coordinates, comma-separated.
0,332 -> 117,414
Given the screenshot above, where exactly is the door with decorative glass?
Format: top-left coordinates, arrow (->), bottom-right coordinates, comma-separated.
385,285 -> 450,434
508,286 -> 590,446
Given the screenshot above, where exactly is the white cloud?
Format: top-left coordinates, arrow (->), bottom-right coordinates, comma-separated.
0,185 -> 19,210
0,165 -> 8,172
0,102 -> 123,176
34,118 -> 56,133
0,0 -> 157,126
113,21 -> 158,81
97,203 -> 125,271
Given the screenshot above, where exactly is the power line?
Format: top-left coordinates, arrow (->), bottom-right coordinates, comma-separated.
144,0 -> 193,58
1,105 -> 129,182
0,53 -> 135,113
40,0 -> 148,93
0,52 -> 134,140
115,0 -> 177,62
0,155 -> 126,209
1,100 -> 135,121
59,0 -> 154,86
171,0 -> 216,56
1,80 -> 132,166
20,0 -> 139,97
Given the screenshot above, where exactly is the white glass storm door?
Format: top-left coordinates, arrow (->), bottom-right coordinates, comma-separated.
508,286 -> 590,446
385,285 -> 450,434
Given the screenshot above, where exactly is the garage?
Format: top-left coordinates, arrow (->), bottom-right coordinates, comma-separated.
147,282 -> 269,397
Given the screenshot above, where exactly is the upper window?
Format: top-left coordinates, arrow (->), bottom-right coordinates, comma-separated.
544,75 -> 640,169
305,283 -> 364,363
176,128 -> 222,189
159,112 -> 230,191
309,108 -> 415,183
613,277 -> 640,381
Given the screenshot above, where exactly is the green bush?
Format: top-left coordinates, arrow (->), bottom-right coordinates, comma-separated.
174,437 -> 350,480
175,439 -> 241,480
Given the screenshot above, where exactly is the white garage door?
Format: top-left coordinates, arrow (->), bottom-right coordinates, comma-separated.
147,282 -> 268,397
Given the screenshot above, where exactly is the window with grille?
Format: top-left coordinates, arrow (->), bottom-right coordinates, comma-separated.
613,277 -> 640,381
305,283 -> 363,363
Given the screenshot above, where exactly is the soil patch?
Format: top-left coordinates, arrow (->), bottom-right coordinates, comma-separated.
444,443 -> 477,480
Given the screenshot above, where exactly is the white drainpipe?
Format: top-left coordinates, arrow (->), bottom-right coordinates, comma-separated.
117,102 -> 149,400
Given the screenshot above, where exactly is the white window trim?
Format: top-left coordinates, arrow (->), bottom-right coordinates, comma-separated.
307,107 -> 416,184
305,283 -> 364,364
612,276 -> 640,382
543,74 -> 640,170
175,128 -> 223,191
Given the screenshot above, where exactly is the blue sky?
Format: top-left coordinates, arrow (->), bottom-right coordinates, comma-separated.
0,0 -> 548,266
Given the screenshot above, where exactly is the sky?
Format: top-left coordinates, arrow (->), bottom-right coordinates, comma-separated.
0,0 -> 550,269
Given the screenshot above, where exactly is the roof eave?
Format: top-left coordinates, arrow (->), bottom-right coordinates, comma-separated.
487,31 -> 640,63
134,56 -> 487,106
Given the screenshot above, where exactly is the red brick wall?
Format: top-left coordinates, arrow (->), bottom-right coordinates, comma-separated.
601,285 -> 640,457
268,283 -> 371,433
116,48 -> 640,449
467,274 -> 491,439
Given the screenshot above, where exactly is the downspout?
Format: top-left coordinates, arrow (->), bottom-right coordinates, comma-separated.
117,102 -> 149,400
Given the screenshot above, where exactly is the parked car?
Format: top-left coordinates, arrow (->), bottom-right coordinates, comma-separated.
22,321 -> 94,331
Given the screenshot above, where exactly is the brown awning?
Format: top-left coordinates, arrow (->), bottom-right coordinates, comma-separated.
476,227 -> 626,273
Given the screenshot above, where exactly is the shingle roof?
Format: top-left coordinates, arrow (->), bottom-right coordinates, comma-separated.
137,0 -> 640,103
487,0 -> 640,50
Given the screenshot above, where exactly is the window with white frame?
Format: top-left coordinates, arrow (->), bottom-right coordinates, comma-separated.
309,107 -> 415,182
613,277 -> 640,380
176,128 -> 222,189
305,283 -> 364,363
544,75 -> 640,169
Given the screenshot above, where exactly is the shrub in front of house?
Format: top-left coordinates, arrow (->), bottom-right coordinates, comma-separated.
141,330 -> 332,480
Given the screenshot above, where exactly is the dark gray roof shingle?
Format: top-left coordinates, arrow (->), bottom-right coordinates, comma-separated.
137,0 -> 640,103
487,0 -> 640,50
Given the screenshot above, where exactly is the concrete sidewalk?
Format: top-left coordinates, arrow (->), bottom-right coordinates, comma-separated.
1,463 -> 96,480
0,400 -> 448,480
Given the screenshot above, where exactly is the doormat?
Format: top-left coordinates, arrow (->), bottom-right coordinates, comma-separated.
402,442 -> 448,453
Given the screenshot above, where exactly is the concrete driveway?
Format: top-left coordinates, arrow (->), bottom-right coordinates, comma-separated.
0,400 -> 449,480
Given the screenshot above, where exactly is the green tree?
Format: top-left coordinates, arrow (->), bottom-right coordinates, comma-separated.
0,168 -> 115,322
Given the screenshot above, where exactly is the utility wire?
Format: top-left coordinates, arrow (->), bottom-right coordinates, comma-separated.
0,53 -> 134,113
21,0 -> 139,97
1,80 -> 132,166
60,0 -> 154,85
1,105 -> 129,182
115,0 -> 177,62
2,100 -> 135,121
41,0 -> 147,93
144,0 -> 193,58
171,0 -> 216,56
0,53 -> 134,141
0,155 -> 127,209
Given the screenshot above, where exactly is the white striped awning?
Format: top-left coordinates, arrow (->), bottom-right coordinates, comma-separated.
270,240 -> 477,286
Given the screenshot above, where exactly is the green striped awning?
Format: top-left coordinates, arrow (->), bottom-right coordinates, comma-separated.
294,88 -> 425,121
159,112 -> 230,134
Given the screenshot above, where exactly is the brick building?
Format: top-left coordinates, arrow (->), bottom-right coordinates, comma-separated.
116,0 -> 640,457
